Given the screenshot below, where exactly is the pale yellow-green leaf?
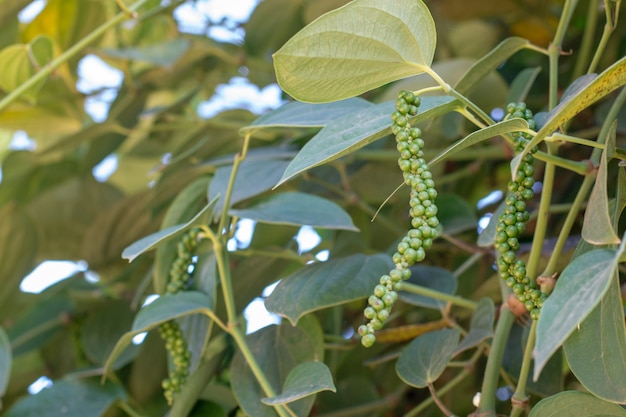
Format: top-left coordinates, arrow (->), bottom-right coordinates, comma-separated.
0,35 -> 53,102
21,0 -> 78,48
273,0 -> 436,102
512,56 -> 626,179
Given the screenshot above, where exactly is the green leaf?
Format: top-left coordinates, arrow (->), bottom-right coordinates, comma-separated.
103,291 -> 214,377
81,300 -> 139,369
231,315 -> 325,417
240,98 -> 373,135
0,35 -> 53,102
564,272 -> 626,403
100,39 -> 191,67
436,193 -> 478,235
507,67 -> 542,103
503,322 -> 563,396
277,96 -> 458,186
529,391 -> 626,417
121,196 -> 218,262
229,192 -> 358,231
266,253 -> 394,325
8,296 -> 72,356
455,37 -> 531,96
261,361 -> 336,405
273,0 -> 437,102
400,265 -> 457,310
582,137 -> 620,244
4,378 -> 126,417
512,56 -> 626,178
430,118 -> 528,167
0,326 -> 10,401
27,177 -> 123,261
396,328 -> 461,388
534,248 -> 619,380
0,204 -> 37,309
209,158 -> 291,215
455,298 -> 495,354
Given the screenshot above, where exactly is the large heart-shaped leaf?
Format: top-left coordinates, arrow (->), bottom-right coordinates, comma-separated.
396,328 -> 460,388
266,253 -> 393,325
273,0 -> 436,102
534,248 -> 621,380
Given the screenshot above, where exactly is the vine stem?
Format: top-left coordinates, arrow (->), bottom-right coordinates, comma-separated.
548,0 -> 578,109
0,0 -> 153,113
203,132 -> 292,417
428,382 -> 455,416
570,0 -> 599,79
526,145 -> 557,279
588,0 -> 622,74
509,320 -> 537,417
399,282 -> 477,310
477,305 -> 516,416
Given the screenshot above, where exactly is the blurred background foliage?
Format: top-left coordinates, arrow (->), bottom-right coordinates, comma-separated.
0,0 -> 625,416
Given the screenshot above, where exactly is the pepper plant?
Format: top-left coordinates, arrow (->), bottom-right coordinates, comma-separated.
0,0 -> 626,416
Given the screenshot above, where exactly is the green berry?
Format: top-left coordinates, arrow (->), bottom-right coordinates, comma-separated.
361,333 -> 376,347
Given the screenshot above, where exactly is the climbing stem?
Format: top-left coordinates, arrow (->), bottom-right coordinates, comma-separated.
548,0 -> 578,109
588,0 -> 622,74
543,175 -> 593,275
571,0 -> 600,79
510,320 -> 537,417
218,133 -> 251,235
202,133 -> 292,417
478,306 -> 516,415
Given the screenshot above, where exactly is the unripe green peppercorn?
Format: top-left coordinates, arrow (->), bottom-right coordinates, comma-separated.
361,90 -> 440,347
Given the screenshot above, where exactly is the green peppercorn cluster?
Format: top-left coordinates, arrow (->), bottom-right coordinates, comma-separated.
358,91 -> 440,348
159,320 -> 192,405
166,228 -> 200,294
158,227 -> 201,404
495,103 -> 546,320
